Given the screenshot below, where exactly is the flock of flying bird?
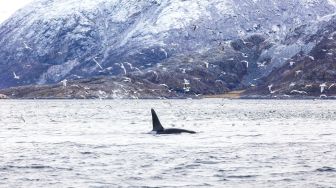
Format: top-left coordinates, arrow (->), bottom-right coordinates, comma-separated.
12,21 -> 335,98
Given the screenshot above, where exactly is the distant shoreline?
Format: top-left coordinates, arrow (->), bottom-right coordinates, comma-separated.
1,96 -> 335,100
1,88 -> 335,100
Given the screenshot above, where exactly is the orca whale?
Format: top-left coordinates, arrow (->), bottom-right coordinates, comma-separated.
151,109 -> 196,134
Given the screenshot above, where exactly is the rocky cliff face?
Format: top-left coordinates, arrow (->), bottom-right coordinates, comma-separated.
245,15 -> 336,98
0,0 -> 335,98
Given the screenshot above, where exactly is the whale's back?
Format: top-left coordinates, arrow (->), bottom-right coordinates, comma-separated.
161,128 -> 196,134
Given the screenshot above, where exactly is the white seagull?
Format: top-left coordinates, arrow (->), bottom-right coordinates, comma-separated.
93,58 -> 103,70
268,84 -> 274,93
120,63 -> 127,75
159,48 -> 168,59
23,42 -> 32,50
13,72 -> 20,80
290,90 -> 307,94
204,61 -> 209,68
183,79 -> 191,92
60,79 -> 67,87
241,60 -> 249,68
308,56 -> 315,61
289,61 -> 296,67
320,83 -> 327,93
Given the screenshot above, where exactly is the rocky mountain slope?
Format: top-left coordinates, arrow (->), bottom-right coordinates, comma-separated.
0,0 -> 335,98
245,15 -> 336,99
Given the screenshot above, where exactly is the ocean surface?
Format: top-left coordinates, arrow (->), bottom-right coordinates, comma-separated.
0,99 -> 336,188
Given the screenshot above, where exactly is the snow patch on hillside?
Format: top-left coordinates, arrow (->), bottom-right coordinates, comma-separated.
152,0 -> 213,33
38,60 -> 81,84
327,0 -> 336,6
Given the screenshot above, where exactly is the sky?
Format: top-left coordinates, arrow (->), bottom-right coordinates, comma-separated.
0,0 -> 33,23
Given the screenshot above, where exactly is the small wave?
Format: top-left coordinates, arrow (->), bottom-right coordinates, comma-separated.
7,127 -> 21,130
128,176 -> 143,181
319,133 -> 333,136
174,163 -> 201,170
93,145 -> 110,149
281,178 -> 294,182
5,165 -> 53,170
1,165 -> 73,171
21,178 -> 42,182
185,164 -> 202,168
227,175 -> 258,179
151,175 -> 163,180
195,160 -> 218,165
228,134 -> 263,138
80,151 -> 94,155
316,166 -> 336,172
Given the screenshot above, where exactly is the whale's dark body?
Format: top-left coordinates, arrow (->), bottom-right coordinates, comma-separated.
151,109 -> 196,134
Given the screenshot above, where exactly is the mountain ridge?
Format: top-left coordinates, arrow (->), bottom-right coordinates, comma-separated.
0,0 -> 335,98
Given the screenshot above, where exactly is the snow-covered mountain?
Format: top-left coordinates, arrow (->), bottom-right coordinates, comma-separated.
245,15 -> 336,98
0,0 -> 335,98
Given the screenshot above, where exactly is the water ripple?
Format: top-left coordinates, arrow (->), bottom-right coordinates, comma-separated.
316,166 -> 336,172
0,99 -> 336,187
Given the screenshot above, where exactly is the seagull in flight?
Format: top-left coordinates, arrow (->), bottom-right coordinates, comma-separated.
13,72 -> 20,80
308,56 -> 315,61
93,58 -> 103,70
159,48 -> 168,58
268,84 -> 277,94
320,83 -> 327,93
289,61 -> 296,67
241,60 -> 249,68
268,84 -> 273,93
23,42 -> 32,50
60,79 -> 67,87
204,61 -> 209,68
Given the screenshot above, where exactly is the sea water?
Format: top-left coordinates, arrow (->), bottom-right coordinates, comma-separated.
0,99 -> 335,187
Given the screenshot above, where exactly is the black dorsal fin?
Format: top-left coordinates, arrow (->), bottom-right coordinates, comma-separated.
151,109 -> 164,132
